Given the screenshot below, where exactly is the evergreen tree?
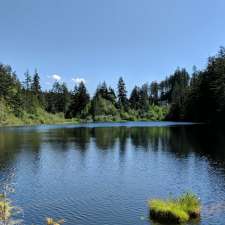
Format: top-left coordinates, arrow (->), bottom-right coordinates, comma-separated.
31,69 -> 41,95
107,87 -> 117,105
150,81 -> 159,104
61,83 -> 71,114
23,70 -> 37,112
117,77 -> 128,110
95,82 -> 116,104
69,82 -> 90,117
95,82 -> 108,99
23,70 -> 32,91
46,82 -> 70,113
129,86 -> 141,110
31,69 -> 44,106
0,64 -> 14,99
140,83 -> 150,112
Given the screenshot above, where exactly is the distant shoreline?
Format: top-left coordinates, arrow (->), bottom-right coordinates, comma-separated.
0,120 -> 198,129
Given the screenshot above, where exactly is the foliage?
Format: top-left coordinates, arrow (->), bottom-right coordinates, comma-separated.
91,96 -> 118,120
0,99 -> 66,126
146,105 -> 168,121
149,192 -> 201,224
67,82 -> 90,118
1,47 -> 225,125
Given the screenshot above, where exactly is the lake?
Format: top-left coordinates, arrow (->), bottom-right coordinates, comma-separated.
1,121 -> 225,225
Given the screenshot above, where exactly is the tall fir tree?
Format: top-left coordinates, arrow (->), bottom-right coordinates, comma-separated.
129,86 -> 141,110
69,82 -> 90,117
117,77 -> 128,110
31,69 -> 41,95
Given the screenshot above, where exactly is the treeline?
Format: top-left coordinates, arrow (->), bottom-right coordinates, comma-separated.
163,46 -> 225,123
0,65 -> 167,125
1,47 -> 225,125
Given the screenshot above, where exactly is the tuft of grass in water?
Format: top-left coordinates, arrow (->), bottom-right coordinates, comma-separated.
46,217 -> 65,225
0,197 -> 13,222
148,192 -> 201,224
0,193 -> 23,224
149,199 -> 189,223
177,192 -> 201,218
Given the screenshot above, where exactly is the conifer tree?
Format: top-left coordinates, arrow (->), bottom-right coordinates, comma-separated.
117,77 -> 128,110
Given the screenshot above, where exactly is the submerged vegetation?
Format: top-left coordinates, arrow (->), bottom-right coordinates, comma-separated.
149,192 -> 201,224
1,46 -> 225,125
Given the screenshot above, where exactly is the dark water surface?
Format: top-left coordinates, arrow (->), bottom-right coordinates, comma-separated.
1,122 -> 225,225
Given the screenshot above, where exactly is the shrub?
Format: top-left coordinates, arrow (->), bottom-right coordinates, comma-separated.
146,105 -> 169,121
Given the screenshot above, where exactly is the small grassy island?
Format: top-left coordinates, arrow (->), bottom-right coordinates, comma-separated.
149,192 -> 201,224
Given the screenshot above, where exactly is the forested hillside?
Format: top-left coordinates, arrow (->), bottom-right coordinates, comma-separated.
1,47 -> 225,125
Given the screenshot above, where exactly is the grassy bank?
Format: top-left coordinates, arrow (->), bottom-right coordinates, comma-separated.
0,100 -> 74,126
149,192 -> 201,224
0,99 -> 168,127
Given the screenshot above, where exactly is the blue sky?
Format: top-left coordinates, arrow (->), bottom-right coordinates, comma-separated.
0,0 -> 225,94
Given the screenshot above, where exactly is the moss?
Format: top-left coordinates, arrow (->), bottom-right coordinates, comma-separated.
148,192 -> 201,224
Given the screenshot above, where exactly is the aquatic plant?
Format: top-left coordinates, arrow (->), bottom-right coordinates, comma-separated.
148,192 -> 201,224
0,193 -> 22,225
0,194 -> 13,223
177,192 -> 201,218
46,217 -> 64,225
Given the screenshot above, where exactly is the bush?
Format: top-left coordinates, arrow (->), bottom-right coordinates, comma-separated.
120,109 -> 138,121
0,101 -> 67,126
146,105 -> 169,120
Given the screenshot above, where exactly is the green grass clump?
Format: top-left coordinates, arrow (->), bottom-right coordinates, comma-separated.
177,192 -> 201,218
148,192 -> 201,224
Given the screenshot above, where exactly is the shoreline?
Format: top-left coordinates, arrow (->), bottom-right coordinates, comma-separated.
0,119 -> 198,128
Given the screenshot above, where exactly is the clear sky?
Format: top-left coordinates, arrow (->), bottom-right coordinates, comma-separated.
0,0 -> 225,94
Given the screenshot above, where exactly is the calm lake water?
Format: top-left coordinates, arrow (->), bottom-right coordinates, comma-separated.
1,121 -> 225,225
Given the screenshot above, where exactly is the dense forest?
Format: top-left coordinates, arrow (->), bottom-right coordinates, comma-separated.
1,47 -> 225,125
